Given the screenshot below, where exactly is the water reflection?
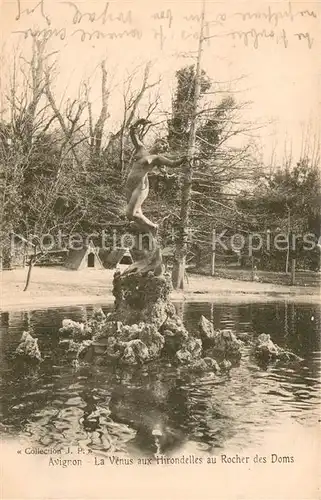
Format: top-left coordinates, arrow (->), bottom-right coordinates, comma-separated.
0,301 -> 320,456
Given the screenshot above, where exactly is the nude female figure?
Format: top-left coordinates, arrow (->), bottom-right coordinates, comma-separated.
125,118 -> 186,236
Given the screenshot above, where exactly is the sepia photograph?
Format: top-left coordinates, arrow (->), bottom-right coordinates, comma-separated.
0,0 -> 320,498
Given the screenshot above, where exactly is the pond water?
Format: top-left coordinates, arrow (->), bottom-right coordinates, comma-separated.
0,301 -> 320,458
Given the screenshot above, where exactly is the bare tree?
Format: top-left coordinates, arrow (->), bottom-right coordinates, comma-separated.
106,62 -> 160,176
84,60 -> 111,164
0,38 -> 88,286
171,2 -> 206,290
45,71 -> 87,169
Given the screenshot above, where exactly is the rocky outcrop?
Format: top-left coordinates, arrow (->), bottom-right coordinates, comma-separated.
254,333 -> 303,363
211,329 -> 243,358
199,315 -> 243,359
188,357 -> 221,374
199,315 -> 216,344
59,319 -> 92,341
176,337 -> 202,365
15,331 -> 42,362
121,339 -> 150,365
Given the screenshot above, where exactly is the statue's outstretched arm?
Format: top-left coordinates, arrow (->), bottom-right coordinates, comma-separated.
150,155 -> 186,168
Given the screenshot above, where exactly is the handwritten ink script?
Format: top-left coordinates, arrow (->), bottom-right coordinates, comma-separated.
10,0 -> 318,50
13,0 -> 140,42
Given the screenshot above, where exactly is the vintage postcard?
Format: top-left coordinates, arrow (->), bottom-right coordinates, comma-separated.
0,0 -> 320,498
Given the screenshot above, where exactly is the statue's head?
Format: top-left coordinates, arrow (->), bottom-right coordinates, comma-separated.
150,138 -> 169,155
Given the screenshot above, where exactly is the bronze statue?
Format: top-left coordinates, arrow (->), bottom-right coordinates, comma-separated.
123,119 -> 185,276
125,118 -> 185,236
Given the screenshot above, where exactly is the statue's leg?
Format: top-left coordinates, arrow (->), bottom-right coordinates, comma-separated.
126,185 -> 158,235
133,209 -> 158,237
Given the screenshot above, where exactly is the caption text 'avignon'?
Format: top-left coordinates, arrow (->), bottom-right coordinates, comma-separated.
20,447 -> 295,467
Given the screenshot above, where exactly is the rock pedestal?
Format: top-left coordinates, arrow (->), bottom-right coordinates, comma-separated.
57,271 -> 301,371
99,271 -> 198,365
112,271 -> 174,328
59,271 -> 206,367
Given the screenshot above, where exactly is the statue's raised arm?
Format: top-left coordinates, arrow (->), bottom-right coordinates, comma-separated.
129,118 -> 150,151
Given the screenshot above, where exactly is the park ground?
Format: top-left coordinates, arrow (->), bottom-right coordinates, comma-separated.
0,266 -> 319,311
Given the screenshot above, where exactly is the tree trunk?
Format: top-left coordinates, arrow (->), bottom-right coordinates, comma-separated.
23,254 -> 37,292
211,228 -> 216,276
285,207 -> 291,274
172,2 -> 205,289
291,258 -> 296,285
